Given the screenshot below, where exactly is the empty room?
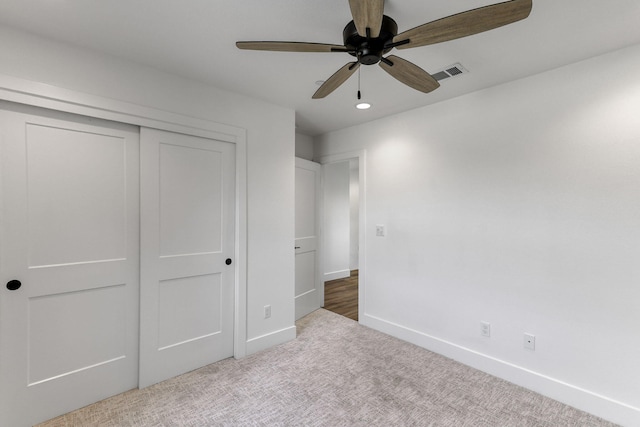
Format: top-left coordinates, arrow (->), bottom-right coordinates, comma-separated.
0,1 -> 639,426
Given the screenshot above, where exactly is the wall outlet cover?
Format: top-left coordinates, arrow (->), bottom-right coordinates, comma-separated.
524,333 -> 535,350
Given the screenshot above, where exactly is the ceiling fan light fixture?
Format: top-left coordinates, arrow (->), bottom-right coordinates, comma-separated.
355,102 -> 371,110
236,0 -> 533,99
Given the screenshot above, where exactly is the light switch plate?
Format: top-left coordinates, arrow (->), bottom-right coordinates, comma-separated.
481,321 -> 491,337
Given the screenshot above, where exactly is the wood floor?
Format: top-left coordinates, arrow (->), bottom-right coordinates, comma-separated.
324,270 -> 358,321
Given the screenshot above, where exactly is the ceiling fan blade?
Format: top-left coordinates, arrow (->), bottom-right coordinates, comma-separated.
393,0 -> 532,49
313,62 -> 360,99
348,0 -> 385,38
379,55 -> 440,93
236,41 -> 349,53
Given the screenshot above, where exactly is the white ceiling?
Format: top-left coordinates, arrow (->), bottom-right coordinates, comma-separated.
1,1 -> 639,136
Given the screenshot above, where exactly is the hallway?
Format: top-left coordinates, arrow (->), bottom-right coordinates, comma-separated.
323,270 -> 358,321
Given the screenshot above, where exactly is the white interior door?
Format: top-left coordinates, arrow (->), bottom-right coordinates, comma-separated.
0,102 -> 140,426
295,158 -> 322,320
139,128 -> 235,388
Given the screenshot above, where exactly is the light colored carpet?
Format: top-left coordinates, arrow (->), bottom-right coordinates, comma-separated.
38,309 -> 618,426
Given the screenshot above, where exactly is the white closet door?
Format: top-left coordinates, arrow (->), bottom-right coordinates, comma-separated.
139,128 -> 235,388
0,102 -> 140,427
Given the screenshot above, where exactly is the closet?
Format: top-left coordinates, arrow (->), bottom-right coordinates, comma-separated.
0,101 -> 236,426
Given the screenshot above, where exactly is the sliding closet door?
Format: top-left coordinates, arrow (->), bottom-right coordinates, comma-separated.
0,102 -> 140,427
139,128 -> 235,388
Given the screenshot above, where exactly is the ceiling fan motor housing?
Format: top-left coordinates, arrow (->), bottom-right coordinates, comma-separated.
343,15 -> 398,65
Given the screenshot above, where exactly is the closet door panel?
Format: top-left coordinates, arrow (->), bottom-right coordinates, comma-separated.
0,102 -> 140,427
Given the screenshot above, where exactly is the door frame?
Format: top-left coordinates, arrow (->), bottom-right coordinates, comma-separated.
0,74 -> 250,358
319,150 -> 366,322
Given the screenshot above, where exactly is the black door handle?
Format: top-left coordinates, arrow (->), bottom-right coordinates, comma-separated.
225,258 -> 232,265
6,280 -> 21,291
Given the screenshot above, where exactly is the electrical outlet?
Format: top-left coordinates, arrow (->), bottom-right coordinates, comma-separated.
376,224 -> 385,237
524,333 -> 535,350
264,305 -> 271,319
480,321 -> 491,337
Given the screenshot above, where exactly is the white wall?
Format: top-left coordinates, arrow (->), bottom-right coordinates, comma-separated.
295,132 -> 314,161
316,44 -> 640,426
0,25 -> 296,354
323,161 -> 351,281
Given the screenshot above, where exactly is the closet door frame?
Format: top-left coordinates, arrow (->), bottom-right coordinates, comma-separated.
0,74 -> 249,359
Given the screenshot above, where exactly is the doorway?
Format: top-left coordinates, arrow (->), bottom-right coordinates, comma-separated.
321,152 -> 365,322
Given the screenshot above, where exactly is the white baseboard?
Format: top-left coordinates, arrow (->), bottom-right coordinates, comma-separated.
244,325 -> 296,356
361,313 -> 640,427
324,269 -> 350,281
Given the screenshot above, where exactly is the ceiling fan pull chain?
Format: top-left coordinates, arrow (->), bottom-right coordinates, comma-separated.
357,66 -> 362,100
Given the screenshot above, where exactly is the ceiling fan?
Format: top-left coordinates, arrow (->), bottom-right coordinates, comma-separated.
236,0 -> 532,99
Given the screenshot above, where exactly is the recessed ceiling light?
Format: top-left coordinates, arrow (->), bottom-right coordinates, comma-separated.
355,102 -> 371,110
